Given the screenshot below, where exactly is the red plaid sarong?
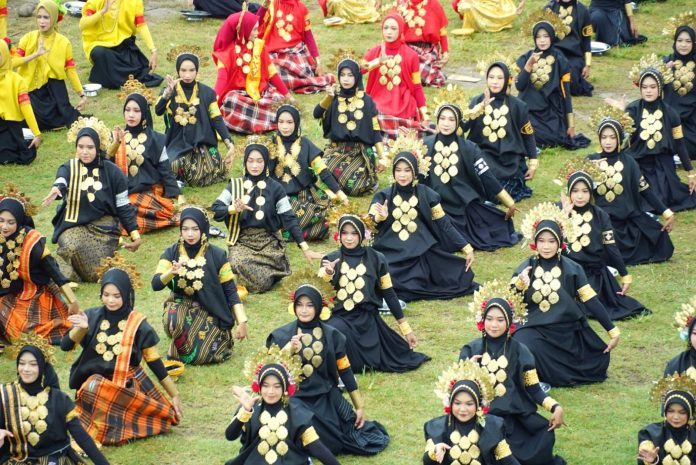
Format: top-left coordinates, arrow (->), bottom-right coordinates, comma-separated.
377,114 -> 431,139
128,184 -> 178,234
407,42 -> 446,88
269,42 -> 335,94
0,284 -> 70,345
221,87 -> 285,134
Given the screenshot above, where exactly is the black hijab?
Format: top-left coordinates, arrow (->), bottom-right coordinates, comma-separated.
123,93 -> 154,136
532,21 -> 557,52
486,62 -> 511,99
534,219 -> 563,245
17,346 -> 60,395
294,284 -> 324,327
243,142 -> 270,182
100,268 -> 135,321
0,198 -> 29,232
76,127 -> 105,167
450,379 -> 482,410
673,26 -> 696,61
435,105 -> 463,144
338,215 -> 366,257
337,59 -> 364,97
276,105 -> 301,145
597,118 -> 625,154
483,298 -> 514,338
664,389 -> 695,422
176,53 -> 200,73
392,151 -> 420,190
567,171 -> 594,201
259,363 -> 291,394
180,206 -> 210,258
639,67 -> 665,101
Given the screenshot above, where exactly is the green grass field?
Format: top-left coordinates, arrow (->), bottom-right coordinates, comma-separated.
2,0 -> 696,463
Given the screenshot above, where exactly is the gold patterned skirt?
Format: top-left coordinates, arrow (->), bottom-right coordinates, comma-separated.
326,0 -> 380,23
227,228 -> 291,294
56,216 -> 120,283
288,186 -> 330,241
452,0 -> 518,35
170,145 -> 227,188
322,142 -> 378,197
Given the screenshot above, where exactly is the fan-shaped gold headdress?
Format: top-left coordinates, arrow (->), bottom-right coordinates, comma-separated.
662,11 -> 696,37
166,44 -> 210,67
674,295 -> 696,341
520,202 -> 580,245
521,9 -> 568,41
244,344 -> 305,395
628,53 -> 675,86
469,279 -> 528,329
476,53 -> 520,78
589,105 -> 636,137
326,203 -> 376,236
67,116 -> 112,151
243,135 -> 276,159
386,129 -> 431,176
434,359 -> 496,424
7,332 -> 57,365
118,75 -> 156,105
0,183 -> 38,218
328,48 -> 360,73
95,252 -> 142,289
650,374 -> 696,417
281,267 -> 336,320
430,84 -> 486,122
554,156 -> 606,188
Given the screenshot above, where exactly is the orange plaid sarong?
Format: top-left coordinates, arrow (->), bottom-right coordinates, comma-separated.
128,184 -> 177,234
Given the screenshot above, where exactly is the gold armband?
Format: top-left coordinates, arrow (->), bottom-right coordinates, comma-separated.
620,274 -> 633,285
462,244 -> 474,255
512,275 -> 528,292
349,390 -> 365,410
299,241 -> 309,251
426,438 -> 437,461
69,326 -> 88,344
142,346 -> 161,363
324,189 -> 337,200
584,51 -> 592,67
431,204 -> 446,220
608,327 -> 621,338
662,209 -> 674,220
399,321 -> 413,336
577,284 -> 597,302
566,113 -> 575,128
60,284 -> 78,304
542,397 -> 558,412
160,269 -> 175,285
300,426 -> 320,446
235,407 -> 253,423
624,2 -> 633,16
130,230 -> 141,241
160,376 -> 179,399
336,191 -> 348,202
673,126 -> 684,139
319,94 -> 333,109
380,274 -> 393,290
528,158 -> 539,170
523,369 -> 540,386
233,304 -> 248,324
496,190 -> 515,209
363,58 -> 381,72
318,267 -> 334,281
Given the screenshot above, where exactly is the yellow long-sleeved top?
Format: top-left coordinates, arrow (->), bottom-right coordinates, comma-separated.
12,31 -> 83,93
0,0 -> 7,39
79,0 -> 155,62
0,73 -> 41,136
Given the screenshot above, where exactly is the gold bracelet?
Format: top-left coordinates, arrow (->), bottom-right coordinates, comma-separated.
160,269 -> 175,285
60,284 -> 78,304
349,390 -> 365,410
688,173 -> 696,179
299,241 -> 309,251
608,327 -> 621,338
160,376 -> 179,398
528,158 -> 539,169
233,304 -> 248,324
337,191 -> 348,202
235,407 -> 253,423
542,397 -> 558,412
662,209 -> 674,220
462,244 -> 474,255
620,275 -> 633,285
398,321 -> 413,336
130,230 -> 141,241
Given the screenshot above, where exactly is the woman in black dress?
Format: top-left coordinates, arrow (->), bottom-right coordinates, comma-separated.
267,283 -> 389,456
587,107 -> 676,265
665,296 -> 696,378
224,345 -> 340,465
424,359 -> 520,465
515,12 -> 590,150
511,203 -> 620,387
318,212 -> 430,373
461,280 -> 565,465
369,130 -> 477,301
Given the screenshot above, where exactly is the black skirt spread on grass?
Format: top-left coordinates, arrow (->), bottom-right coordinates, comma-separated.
29,79 -> 80,130
0,119 -> 35,165
89,36 -> 163,89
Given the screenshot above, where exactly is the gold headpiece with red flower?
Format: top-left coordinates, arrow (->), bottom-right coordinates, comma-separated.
327,203 -> 376,242
521,8 -> 568,40
95,252 -> 142,289
282,268 -> 336,320
469,280 -> 527,334
67,116 -> 112,152
118,75 -> 156,104
386,128 -> 431,176
674,295 -> 696,342
0,183 -> 38,218
628,53 -> 675,86
244,344 -> 304,397
553,156 -> 606,188
434,359 -> 495,425
6,332 -> 57,365
662,11 -> 696,37
520,202 -> 580,247
430,84 -> 485,122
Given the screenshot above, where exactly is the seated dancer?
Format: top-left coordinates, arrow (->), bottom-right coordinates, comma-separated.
511,202 -> 620,387
214,9 -> 290,135
665,296 -> 696,377
267,282 -> 389,455
0,336 -> 109,465
153,206 -> 248,365
318,0 -> 380,24
79,0 -> 162,89
271,104 -> 347,241
638,374 -> 696,465
450,0 -> 524,37
559,161 -> 649,320
364,13 -> 428,138
460,281 -> 565,465
589,0 -> 645,46
0,186 -> 75,345
462,59 -> 538,202
13,0 -> 85,131
256,0 -> 334,94
318,212 -> 430,373
42,117 -> 141,283
0,38 -> 41,165
314,52 -> 384,197
212,137 -> 321,293
663,16 -> 696,160
224,345 -> 341,465
192,0 -> 260,18
155,46 -> 234,187
545,0 -> 594,96
424,359 -> 520,465
515,12 -> 590,150
61,258 -> 181,445
623,61 -> 696,212
587,106 -> 675,265
399,0 -> 449,88
369,130 -> 477,301
107,81 -> 180,234
424,87 -> 520,252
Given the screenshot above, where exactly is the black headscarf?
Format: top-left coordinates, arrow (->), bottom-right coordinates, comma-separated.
483,298 -> 513,336
243,143 -> 270,181
392,151 -> 419,189
0,198 -> 28,231
486,62 -> 511,99
450,379 -> 482,409
179,206 -> 210,258
17,346 -> 60,395
338,215 -> 366,243
259,363 -> 291,394
435,105 -> 463,144
597,118 -> 625,153
123,93 -> 154,136
532,21 -> 557,51
100,268 -> 135,321
567,171 -> 594,200
76,127 -> 105,166
276,104 -> 301,145
673,25 -> 696,61
534,219 -> 563,245
294,284 -> 323,326
664,389 -> 695,421
639,67 -> 664,100
337,59 -> 364,97
176,53 -> 200,73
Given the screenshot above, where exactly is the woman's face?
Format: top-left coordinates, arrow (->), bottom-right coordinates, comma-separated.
640,76 -> 659,102
260,374 -> 284,405
76,135 -> 98,164
382,18 -> 400,43
277,112 -> 296,137
295,295 -> 317,323
437,108 -> 458,136
36,8 -> 52,32
178,60 -> 198,84
340,223 -> 360,249
394,160 -> 414,187
248,24 -> 259,42
570,180 -> 591,208
181,218 -> 202,245
675,31 -> 694,56
245,150 -> 266,177
17,352 -> 40,385
339,67 -> 356,90
599,127 -> 618,153
487,66 -> 506,94
124,100 -> 143,128
665,402 -> 689,429
451,391 -> 478,423
484,307 -> 508,338
535,29 -> 551,51
101,283 -> 124,312
0,211 -> 18,238
535,230 -> 559,259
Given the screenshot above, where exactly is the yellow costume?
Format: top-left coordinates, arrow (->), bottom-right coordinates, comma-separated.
0,0 -> 7,39
452,0 -> 519,36
326,0 -> 380,24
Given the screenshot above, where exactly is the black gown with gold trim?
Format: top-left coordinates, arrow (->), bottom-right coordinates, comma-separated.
638,423 -> 696,465
664,347 -> 696,378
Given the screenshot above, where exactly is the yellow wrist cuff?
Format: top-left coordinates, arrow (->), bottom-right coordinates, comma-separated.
349,390 -> 365,410
235,407 -> 253,423
399,321 -> 413,336
233,304 -> 248,324
608,327 -> 621,338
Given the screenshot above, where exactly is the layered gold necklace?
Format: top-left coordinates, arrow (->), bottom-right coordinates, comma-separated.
174,83 -> 199,126
95,319 -> 127,362
19,386 -> 50,447
0,229 -> 25,288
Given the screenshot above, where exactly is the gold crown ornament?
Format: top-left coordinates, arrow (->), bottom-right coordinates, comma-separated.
662,11 -> 696,37
6,332 -> 57,365
281,267 -> 336,320
0,183 -> 38,218
434,359 -> 495,425
386,128 -> 431,177
95,252 -> 143,289
327,203 -> 376,236
244,344 -> 304,396
520,202 -> 580,246
430,84 -> 486,123
243,135 -> 276,160
674,295 -> 696,342
117,75 -> 156,105
271,97 -> 303,120
469,279 -> 528,333
521,8 -> 568,41
628,53 -> 675,86
166,44 -> 210,67
476,53 -> 520,78
327,48 -> 360,73
588,104 -> 636,137
67,116 -> 112,152
553,156 -> 606,188
650,373 -> 696,421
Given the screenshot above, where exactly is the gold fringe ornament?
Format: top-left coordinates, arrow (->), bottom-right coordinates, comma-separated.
95,252 -> 142,289
385,128 -> 431,178
118,75 -> 156,104
520,202 -> 580,247
434,359 -> 496,425
674,295 -> 696,342
327,48 -> 360,73
589,104 -> 636,137
166,44 -> 210,67
521,9 -> 568,41
0,183 -> 38,218
553,156 -> 606,188
282,267 -> 336,320
6,332 -> 57,365
628,53 -> 675,86
662,11 -> 696,37
650,373 -> 696,423
244,344 -> 304,397
469,279 -> 528,333
67,116 -> 112,152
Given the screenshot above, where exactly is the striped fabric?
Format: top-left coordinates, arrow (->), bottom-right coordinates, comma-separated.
269,42 -> 335,94
407,42 -> 446,88
127,184 -> 178,234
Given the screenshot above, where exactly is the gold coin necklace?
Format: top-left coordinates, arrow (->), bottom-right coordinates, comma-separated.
378,54 -> 403,91
124,132 -> 148,177
174,83 -> 199,126
298,326 -> 324,378
336,260 -> 367,311
481,103 -> 509,143
570,209 -> 593,252
391,194 -> 419,241
595,159 -> 624,202
432,140 -> 459,184
638,108 -> 664,150
448,428 -> 482,465
530,54 -> 555,90
94,319 -> 127,362
336,90 -> 366,132
234,40 -> 255,75
242,179 -> 268,221
19,386 -> 50,447
0,228 -> 26,288
530,264 -> 562,312
274,138 -> 302,183
176,241 -> 207,296
672,60 -> 695,97
480,346 -> 509,398
257,409 -> 290,464
79,162 -> 102,203
275,9 -> 295,42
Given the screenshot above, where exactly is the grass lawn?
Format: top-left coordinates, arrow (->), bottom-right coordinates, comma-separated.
2,0 -> 696,463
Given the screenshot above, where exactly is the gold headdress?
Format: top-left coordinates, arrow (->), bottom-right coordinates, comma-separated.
118,75 -> 156,105
553,156 -> 606,188
628,53 -> 675,86
430,84 -> 485,122
328,48 -> 360,73
7,332 -> 57,365
327,203 -> 376,235
95,252 -> 142,289
244,344 -> 304,396
476,53 -> 520,78
271,97 -> 303,120
674,295 -> 696,342
67,116 -> 112,152
588,104 -> 636,137
386,128 -> 431,177
650,374 -> 696,421
521,9 -> 568,41
434,359 -> 495,424
243,135 -> 276,159
520,202 -> 580,245
662,11 -> 696,37
282,267 -> 336,320
166,44 -> 210,67
469,279 -> 528,331
0,183 -> 38,218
